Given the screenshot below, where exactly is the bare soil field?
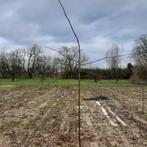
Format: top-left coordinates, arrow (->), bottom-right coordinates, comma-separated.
0,87 -> 147,147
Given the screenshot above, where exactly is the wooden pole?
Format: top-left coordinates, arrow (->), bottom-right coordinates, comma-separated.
141,86 -> 145,114
57,1 -> 81,146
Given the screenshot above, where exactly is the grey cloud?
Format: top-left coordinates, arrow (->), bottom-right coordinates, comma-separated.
0,0 -> 147,67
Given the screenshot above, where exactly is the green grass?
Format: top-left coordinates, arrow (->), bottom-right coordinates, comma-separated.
0,79 -> 138,88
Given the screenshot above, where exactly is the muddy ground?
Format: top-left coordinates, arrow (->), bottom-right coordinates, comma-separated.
0,87 -> 147,147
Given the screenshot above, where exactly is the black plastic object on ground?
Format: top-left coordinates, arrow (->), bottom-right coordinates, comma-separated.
83,96 -> 109,101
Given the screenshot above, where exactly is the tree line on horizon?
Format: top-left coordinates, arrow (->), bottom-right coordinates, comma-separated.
0,35 -> 147,83
0,45 -> 88,81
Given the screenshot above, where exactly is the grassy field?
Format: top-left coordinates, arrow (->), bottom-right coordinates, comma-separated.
0,79 -> 138,88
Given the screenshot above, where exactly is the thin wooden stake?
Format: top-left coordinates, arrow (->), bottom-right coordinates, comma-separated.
57,0 -> 81,146
142,86 -> 145,114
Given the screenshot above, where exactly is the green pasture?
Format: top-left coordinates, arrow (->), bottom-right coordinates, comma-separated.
0,79 -> 137,88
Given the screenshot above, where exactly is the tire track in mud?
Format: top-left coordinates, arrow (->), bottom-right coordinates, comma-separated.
96,101 -> 119,127
104,98 -> 147,146
105,89 -> 147,131
104,88 -> 147,116
103,88 -> 147,130
86,89 -> 127,127
89,88 -> 147,147
81,89 -> 132,147
81,89 -> 124,146
107,106 -> 127,126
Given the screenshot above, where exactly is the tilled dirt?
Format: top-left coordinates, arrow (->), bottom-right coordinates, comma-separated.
0,87 -> 147,147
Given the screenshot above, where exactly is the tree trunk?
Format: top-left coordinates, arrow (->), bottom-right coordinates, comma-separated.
12,73 -> 15,82
28,72 -> 33,79
70,72 -> 73,79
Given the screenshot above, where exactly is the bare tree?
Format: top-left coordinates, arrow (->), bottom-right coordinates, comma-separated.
59,46 -> 88,79
6,49 -> 23,81
132,35 -> 147,82
51,57 -> 61,79
133,35 -> 147,65
106,44 -> 121,82
27,44 -> 41,79
36,54 -> 52,81
0,45 -> 88,80
0,52 -> 8,78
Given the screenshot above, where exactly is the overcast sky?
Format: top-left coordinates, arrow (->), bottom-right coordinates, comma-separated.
0,0 -> 147,67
